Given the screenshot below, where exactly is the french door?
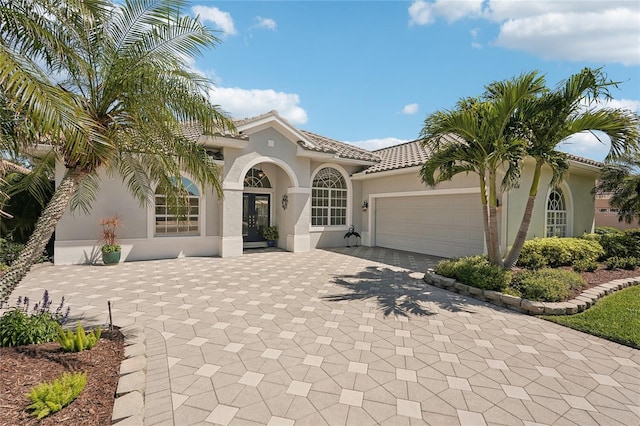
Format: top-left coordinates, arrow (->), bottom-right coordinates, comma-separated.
243,193 -> 270,242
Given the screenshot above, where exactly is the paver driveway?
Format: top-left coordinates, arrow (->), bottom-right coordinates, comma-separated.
12,247 -> 640,425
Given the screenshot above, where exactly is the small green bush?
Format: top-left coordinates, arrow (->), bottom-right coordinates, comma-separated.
572,259 -> 598,273
517,237 -> 604,268
57,323 -> 101,352
0,238 -> 24,266
435,256 -> 512,292
26,372 -> 87,419
516,251 -> 547,270
599,229 -> 640,259
594,226 -> 623,235
510,269 -> 586,302
605,256 -> 638,270
0,291 -> 70,347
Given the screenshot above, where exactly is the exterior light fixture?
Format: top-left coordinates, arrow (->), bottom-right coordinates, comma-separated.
257,164 -> 265,179
362,200 -> 368,211
282,193 -> 288,210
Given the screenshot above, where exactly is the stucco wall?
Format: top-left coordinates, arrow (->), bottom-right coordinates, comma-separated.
503,159 -> 598,248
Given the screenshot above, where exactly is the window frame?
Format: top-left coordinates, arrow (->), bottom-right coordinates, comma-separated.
153,176 -> 202,237
310,165 -> 351,230
545,187 -> 568,238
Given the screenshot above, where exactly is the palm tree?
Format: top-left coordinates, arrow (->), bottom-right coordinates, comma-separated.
420,72 -> 546,266
594,154 -> 640,225
502,68 -> 640,267
0,0 -> 234,302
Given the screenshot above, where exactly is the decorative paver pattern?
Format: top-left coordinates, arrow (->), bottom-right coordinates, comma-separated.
11,247 -> 640,425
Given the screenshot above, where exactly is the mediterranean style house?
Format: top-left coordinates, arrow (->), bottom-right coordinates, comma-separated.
53,110 -> 602,264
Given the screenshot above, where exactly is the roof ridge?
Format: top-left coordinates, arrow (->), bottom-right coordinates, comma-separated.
372,138 -> 422,153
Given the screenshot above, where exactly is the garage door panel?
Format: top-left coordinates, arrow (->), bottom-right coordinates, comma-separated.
375,195 -> 484,258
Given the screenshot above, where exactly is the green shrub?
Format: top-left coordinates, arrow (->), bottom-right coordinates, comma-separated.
572,259 -> 598,273
516,251 -> 547,270
599,229 -> 640,259
435,256 -> 512,292
594,226 -> 623,235
0,238 -> 24,266
26,372 -> 87,419
510,269 -> 586,302
57,323 -> 101,352
580,233 -> 601,242
517,237 -> 604,268
605,256 -> 638,270
0,291 -> 70,347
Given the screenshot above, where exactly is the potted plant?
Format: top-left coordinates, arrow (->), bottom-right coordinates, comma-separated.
99,216 -> 122,265
263,226 -> 279,247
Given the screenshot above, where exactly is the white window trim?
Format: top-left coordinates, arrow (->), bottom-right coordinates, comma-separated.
148,174 -> 205,238
544,183 -> 573,238
309,163 -> 352,230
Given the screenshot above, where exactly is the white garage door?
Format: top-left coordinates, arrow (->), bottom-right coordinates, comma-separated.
375,194 -> 485,258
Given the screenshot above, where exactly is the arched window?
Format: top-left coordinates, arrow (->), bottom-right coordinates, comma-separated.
312,167 -> 347,226
546,188 -> 567,237
244,168 -> 271,188
155,177 -> 200,236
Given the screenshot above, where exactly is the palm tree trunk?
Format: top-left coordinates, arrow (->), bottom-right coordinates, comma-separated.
478,171 -> 492,258
0,168 -> 86,303
486,170 -> 503,266
503,159 -> 543,268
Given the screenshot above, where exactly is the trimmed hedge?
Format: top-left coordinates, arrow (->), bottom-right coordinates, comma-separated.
435,256 -> 512,292
599,229 -> 640,259
517,237 -> 604,269
511,269 -> 586,302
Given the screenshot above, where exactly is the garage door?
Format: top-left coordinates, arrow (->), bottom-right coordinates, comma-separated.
375,194 -> 485,258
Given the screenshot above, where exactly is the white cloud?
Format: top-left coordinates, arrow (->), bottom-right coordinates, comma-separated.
401,103 -> 419,115
586,98 -> 640,113
255,16 -> 277,31
407,1 -> 640,65
210,87 -> 308,125
192,5 -> 237,36
346,137 -> 411,151
409,0 -> 483,26
558,131 -> 610,162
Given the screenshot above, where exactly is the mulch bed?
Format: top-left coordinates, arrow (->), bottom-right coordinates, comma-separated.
0,329 -> 124,426
570,266 -> 640,298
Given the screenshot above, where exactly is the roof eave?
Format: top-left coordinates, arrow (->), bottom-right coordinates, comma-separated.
352,165 -> 422,180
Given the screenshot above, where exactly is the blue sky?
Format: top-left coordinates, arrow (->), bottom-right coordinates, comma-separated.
189,1 -> 640,161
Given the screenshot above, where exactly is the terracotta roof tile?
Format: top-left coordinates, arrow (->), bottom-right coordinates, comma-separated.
299,130 -> 380,162
180,121 -> 244,142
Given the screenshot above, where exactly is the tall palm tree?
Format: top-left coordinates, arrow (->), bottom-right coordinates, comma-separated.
420,72 -> 546,266
502,68 -> 640,267
593,154 -> 640,225
0,0 -> 234,301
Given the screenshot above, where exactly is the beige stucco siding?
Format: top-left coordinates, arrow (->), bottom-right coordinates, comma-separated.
503,160 -> 597,248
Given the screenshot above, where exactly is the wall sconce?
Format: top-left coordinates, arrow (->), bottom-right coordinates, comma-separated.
362,200 -> 369,211
282,193 -> 288,210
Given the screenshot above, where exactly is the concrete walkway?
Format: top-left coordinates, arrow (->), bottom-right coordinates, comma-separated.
13,247 -> 640,425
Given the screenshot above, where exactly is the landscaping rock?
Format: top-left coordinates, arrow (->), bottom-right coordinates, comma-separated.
501,294 -> 521,307
468,286 -> 483,296
120,355 -> 147,376
543,304 -> 566,315
439,276 -> 456,288
520,299 -> 544,314
562,302 -> 579,315
124,343 -> 146,358
454,282 -> 470,294
484,290 -> 502,302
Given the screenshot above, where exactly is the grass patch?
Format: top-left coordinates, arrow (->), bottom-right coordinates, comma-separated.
542,286 -> 640,349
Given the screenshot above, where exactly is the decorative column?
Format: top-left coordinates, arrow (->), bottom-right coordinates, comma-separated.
220,184 -> 243,257
286,187 -> 311,253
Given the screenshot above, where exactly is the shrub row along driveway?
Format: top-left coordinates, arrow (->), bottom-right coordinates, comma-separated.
13,247 -> 640,425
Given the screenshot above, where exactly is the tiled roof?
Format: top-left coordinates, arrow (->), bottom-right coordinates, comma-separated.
180,121 -> 244,142
359,137 -> 603,175
565,153 -> 603,168
299,130 -> 380,163
363,139 -> 428,174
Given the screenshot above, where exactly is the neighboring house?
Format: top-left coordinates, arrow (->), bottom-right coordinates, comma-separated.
53,110 -> 601,264
594,192 -> 640,230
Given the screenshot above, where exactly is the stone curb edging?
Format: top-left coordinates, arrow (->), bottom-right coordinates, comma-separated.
423,271 -> 640,315
111,325 -> 146,425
